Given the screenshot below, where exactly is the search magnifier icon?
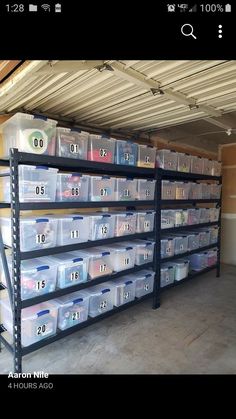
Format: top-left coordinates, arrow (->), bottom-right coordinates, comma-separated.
181,24 -> 197,39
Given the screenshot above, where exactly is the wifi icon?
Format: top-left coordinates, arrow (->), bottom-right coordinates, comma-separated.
41,4 -> 51,11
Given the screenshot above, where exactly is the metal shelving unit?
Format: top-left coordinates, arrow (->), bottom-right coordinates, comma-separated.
0,149 -> 158,373
157,168 -> 222,296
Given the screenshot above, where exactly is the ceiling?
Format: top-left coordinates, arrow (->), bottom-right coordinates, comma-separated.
0,60 -> 236,152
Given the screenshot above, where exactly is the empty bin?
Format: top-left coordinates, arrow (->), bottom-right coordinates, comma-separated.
136,179 -> 156,200
107,277 -> 135,307
56,291 -> 90,330
51,252 -> 89,288
0,112 -> 57,157
177,153 -> 191,173
160,263 -> 175,287
136,211 -> 155,233
130,270 -> 155,298
115,178 -> 137,201
0,216 -> 58,251
56,215 -> 90,246
102,243 -> 136,272
156,149 -> 178,171
88,134 -> 115,164
56,127 -> 88,159
89,176 -> 116,201
114,212 -> 137,237
137,145 -> 156,168
86,283 -> 114,317
115,140 -> 138,166
162,181 -> 176,200
56,173 -> 90,202
2,257 -> 57,301
85,247 -> 114,280
0,165 -> 58,203
89,212 -> 116,241
174,260 -> 189,281
0,298 -> 58,347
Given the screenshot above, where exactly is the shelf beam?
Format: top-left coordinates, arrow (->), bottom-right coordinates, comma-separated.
19,200 -> 155,210
161,264 -> 217,292
162,222 -> 219,233
161,243 -> 218,263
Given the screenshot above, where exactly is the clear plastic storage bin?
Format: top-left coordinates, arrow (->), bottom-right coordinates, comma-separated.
201,183 -> 211,199
115,140 -> 138,166
174,260 -> 189,281
130,270 -> 155,298
56,127 -> 88,159
169,234 -> 188,255
188,253 -> 208,271
136,211 -> 155,233
56,291 -> 90,330
136,179 -> 156,200
0,165 -> 58,203
160,263 -> 175,287
207,249 -> 218,266
189,182 -> 202,200
114,212 -> 137,237
2,257 -> 57,301
86,283 -> 114,317
0,216 -> 58,251
56,215 -> 90,246
56,173 -> 90,202
187,233 -> 200,251
102,243 -> 136,272
107,277 -> 135,307
177,153 -> 191,172
172,209 -> 188,227
89,176 -> 116,201
137,145 -> 156,168
190,156 -> 204,174
0,298 -> 58,347
161,237 -> 175,258
195,229 -> 211,247
115,178 -> 137,201
187,208 -> 201,225
162,181 -> 176,200
209,226 -> 219,244
161,210 -> 175,229
175,182 -> 190,199
89,212 -> 116,241
51,252 -> 89,288
199,208 -> 210,224
85,248 -> 114,280
88,135 -> 116,164
209,207 -> 220,222
130,239 -> 155,266
210,184 -> 222,199
1,112 -> 57,157
212,161 -> 222,176
202,158 -> 213,176
156,149 -> 178,171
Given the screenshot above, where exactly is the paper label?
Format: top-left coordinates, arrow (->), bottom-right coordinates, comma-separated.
71,230 -> 80,239
99,148 -> 107,157
36,280 -> 46,290
70,143 -> 79,154
70,271 -> 80,281
36,234 -> 46,244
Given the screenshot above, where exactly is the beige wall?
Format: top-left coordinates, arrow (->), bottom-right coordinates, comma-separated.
219,143 -> 236,266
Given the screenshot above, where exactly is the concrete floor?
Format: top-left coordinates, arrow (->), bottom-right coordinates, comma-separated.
1,264 -> 236,374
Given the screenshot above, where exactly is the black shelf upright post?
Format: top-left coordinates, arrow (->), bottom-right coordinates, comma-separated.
153,169 -> 161,309
10,149 -> 22,373
217,176 -> 222,277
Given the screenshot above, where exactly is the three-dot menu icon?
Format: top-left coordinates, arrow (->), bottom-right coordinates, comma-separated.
218,25 -> 223,38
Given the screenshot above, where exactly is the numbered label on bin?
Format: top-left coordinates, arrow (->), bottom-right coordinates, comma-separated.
145,189 -> 151,197
35,184 -> 46,196
100,224 -> 108,236
100,300 -> 107,310
99,264 -> 107,273
144,284 -> 149,291
99,148 -> 107,157
36,323 -> 48,336
71,187 -> 80,196
144,252 -> 149,260
144,221 -> 150,231
70,143 -> 79,154
71,311 -> 80,321
124,257 -> 130,265
124,153 -> 130,161
70,271 -> 80,281
100,188 -> 108,197
36,280 -> 46,290
71,230 -> 80,239
145,156 -> 150,163
36,234 -> 46,244
124,189 -> 130,197
123,223 -> 130,231
123,291 -> 130,300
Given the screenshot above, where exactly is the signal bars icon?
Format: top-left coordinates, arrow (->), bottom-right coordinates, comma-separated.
41,4 -> 51,12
